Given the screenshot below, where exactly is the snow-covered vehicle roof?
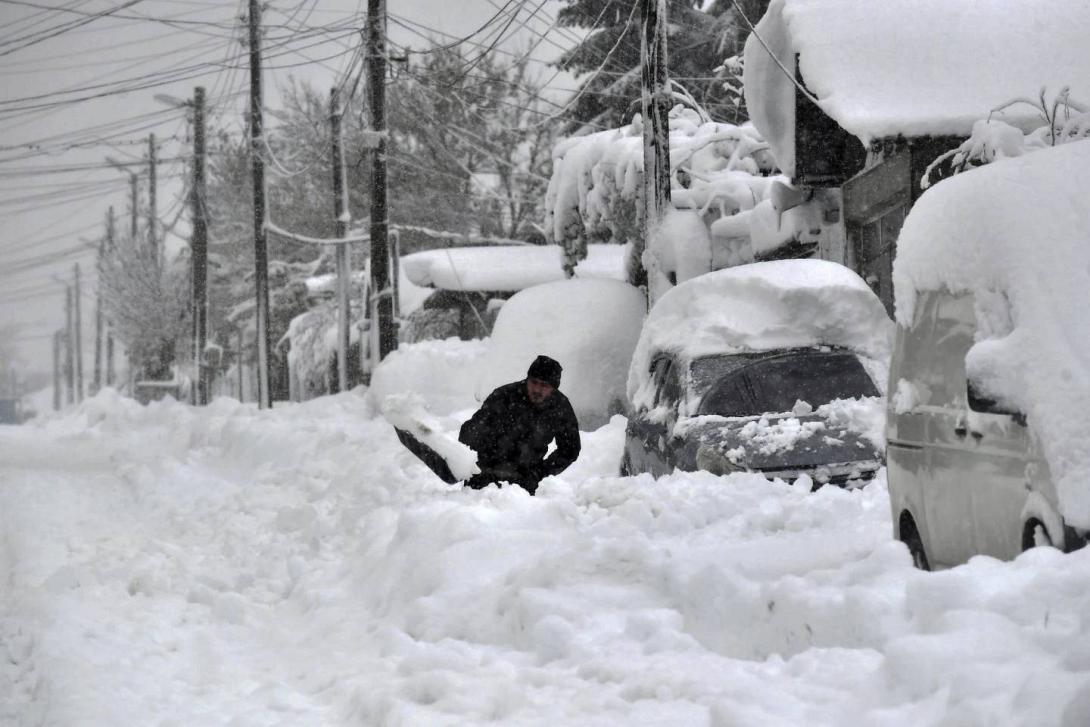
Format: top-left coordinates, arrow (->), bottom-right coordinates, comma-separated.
893,139 -> 1090,527
628,259 -> 893,409
400,243 -> 626,292
744,0 -> 1090,174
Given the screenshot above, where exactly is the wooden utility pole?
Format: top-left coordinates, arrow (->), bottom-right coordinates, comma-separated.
106,207 -> 116,387
63,284 -> 74,405
248,0 -> 272,409
367,0 -> 396,364
634,0 -> 673,301
237,328 -> 245,402
73,263 -> 84,402
331,86 -> 351,392
148,133 -> 158,265
93,241 -> 103,395
52,330 -> 61,411
129,172 -> 139,240
191,86 -> 209,405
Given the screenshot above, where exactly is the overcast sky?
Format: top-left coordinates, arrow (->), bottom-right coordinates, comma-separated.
0,0 -> 578,376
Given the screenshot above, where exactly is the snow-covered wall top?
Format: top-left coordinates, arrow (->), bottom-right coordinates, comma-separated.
744,0 -> 1090,173
399,244 -> 626,292
893,139 -> 1090,528
628,259 -> 892,412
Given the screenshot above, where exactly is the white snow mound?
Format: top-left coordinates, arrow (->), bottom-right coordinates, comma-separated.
475,278 -> 646,429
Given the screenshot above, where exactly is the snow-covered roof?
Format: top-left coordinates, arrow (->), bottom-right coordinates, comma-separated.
628,259 -> 893,408
893,139 -> 1090,528
399,243 -> 626,292
744,0 -> 1090,174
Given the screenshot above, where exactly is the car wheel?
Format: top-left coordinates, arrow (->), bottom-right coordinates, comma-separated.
1022,518 -> 1056,552
899,513 -> 930,571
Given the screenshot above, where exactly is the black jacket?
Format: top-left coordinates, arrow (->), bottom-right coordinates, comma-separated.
459,380 -> 581,490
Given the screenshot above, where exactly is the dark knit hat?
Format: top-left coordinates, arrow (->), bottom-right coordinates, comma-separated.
527,354 -> 562,388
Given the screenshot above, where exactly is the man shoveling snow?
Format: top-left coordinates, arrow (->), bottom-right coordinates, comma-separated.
387,355 -> 581,494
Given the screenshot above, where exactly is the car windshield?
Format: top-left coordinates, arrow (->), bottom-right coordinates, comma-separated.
696,350 -> 878,417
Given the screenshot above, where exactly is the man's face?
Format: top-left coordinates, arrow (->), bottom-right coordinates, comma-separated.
526,377 -> 555,405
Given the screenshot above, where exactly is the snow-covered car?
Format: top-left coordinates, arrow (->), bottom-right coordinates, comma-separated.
621,259 -> 893,486
399,244 -> 627,343
888,141 -> 1090,570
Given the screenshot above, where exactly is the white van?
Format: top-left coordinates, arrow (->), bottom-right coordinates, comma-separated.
886,288 -> 1090,569
885,140 -> 1090,570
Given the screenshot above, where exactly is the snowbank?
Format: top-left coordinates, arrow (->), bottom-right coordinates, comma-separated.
893,139 -> 1090,527
628,259 -> 893,413
6,386 -> 1090,724
475,279 -> 646,429
744,0 -> 1090,175
399,244 -> 626,292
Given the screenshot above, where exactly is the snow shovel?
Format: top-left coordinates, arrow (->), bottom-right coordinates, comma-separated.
393,427 -> 459,484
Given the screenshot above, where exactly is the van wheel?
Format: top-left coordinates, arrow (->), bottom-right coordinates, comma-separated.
899,513 -> 931,571
1022,518 -> 1055,552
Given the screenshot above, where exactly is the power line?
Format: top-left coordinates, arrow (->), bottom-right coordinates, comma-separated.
0,0 -> 146,58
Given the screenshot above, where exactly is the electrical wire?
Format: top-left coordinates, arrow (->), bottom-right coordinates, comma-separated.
0,0 -> 146,58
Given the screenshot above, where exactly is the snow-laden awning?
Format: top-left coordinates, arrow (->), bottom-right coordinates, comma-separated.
893,139 -> 1090,528
743,0 -> 1090,174
399,243 -> 627,292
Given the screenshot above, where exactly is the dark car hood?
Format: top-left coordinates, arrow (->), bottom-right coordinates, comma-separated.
682,412 -> 882,472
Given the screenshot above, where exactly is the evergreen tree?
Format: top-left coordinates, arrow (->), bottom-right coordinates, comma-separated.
554,0 -> 768,132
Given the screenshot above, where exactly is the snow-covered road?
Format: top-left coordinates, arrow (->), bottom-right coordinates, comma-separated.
3,385 -> 1090,726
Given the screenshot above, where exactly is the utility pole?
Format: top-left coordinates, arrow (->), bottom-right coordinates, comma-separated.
52,330 -> 61,411
129,172 -> 138,240
63,284 -> 74,405
237,328 -> 245,402
73,263 -> 84,402
106,207 -> 116,388
331,86 -> 351,392
367,0 -> 396,365
634,0 -> 672,302
93,237 -> 103,395
191,87 -> 209,405
148,133 -> 158,265
249,0 -> 272,409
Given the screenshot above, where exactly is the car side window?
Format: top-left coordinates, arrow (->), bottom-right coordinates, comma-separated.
659,360 -> 682,408
650,357 -> 680,409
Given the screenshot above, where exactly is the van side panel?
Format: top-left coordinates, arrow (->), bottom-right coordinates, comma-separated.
887,294 -> 938,562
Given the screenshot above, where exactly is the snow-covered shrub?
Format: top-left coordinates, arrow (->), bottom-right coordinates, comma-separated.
543,106 -> 777,290
923,88 -> 1090,188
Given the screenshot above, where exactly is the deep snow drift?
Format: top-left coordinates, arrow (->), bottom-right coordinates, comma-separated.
4,354 -> 1090,725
